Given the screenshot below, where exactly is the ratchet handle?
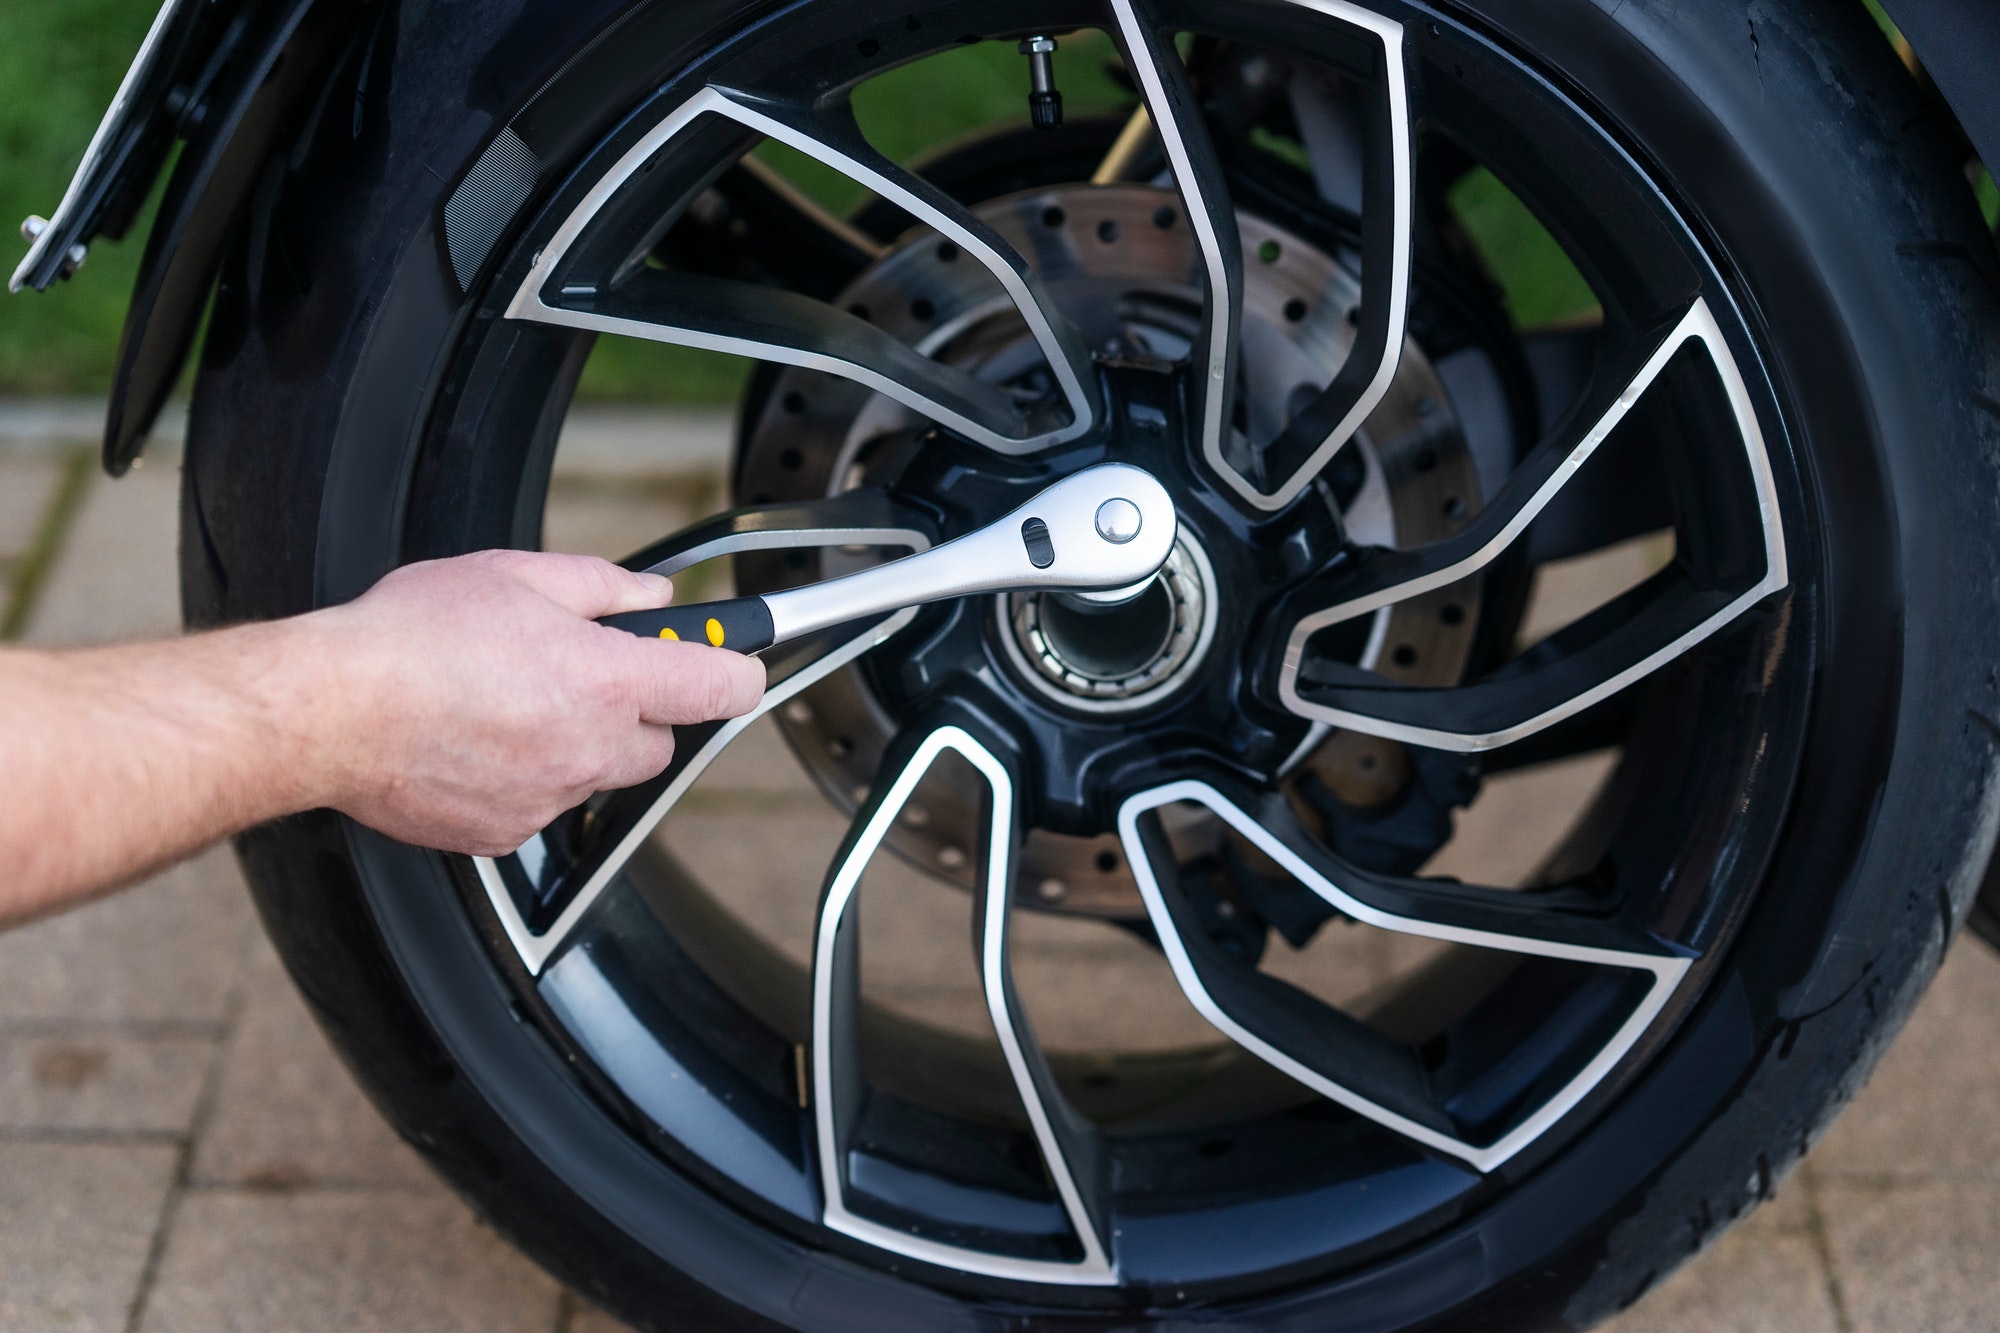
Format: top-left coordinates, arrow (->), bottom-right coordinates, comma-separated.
598,596 -> 776,653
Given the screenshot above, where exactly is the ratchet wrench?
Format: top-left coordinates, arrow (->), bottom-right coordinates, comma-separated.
597,463 -> 1176,653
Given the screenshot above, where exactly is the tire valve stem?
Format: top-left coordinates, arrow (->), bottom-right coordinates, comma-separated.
1020,35 -> 1062,131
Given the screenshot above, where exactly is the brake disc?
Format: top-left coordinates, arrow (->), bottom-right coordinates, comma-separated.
734,183 -> 1483,918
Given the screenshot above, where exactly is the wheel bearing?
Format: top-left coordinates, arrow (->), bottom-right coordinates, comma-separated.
999,530 -> 1219,713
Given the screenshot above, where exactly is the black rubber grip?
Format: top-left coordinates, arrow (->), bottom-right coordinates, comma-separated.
597,596 -> 776,653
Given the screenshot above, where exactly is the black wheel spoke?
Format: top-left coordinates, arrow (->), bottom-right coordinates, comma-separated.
810,712 -> 1114,1281
652,156 -> 887,302
1109,0 -> 1412,510
506,87 -> 1100,454
1105,0 -> 1244,497
1117,772 -> 1688,1170
1238,1 -> 1413,509
1278,299 -> 1788,751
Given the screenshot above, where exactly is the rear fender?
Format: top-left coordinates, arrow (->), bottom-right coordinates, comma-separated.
98,0 -> 648,473
104,0 -> 379,474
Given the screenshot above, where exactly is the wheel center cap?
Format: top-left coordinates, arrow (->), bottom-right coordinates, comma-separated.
999,527 -> 1219,714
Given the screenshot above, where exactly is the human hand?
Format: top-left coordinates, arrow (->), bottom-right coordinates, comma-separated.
299,549 -> 765,856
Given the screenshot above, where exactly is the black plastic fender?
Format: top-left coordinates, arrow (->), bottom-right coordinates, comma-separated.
102,0 -> 382,475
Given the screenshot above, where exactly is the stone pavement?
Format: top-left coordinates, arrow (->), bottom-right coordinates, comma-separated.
2,404 -> 1998,1331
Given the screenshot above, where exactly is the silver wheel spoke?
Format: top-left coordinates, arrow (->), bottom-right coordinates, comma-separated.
1118,775 -> 1690,1172
1278,299 -> 1788,751
1108,0 -> 1412,510
811,721 -> 1114,1284
507,86 -> 1098,454
473,492 -> 932,975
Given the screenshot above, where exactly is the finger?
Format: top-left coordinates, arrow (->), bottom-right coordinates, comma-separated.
479,550 -> 674,619
599,722 -> 680,792
623,641 -> 768,726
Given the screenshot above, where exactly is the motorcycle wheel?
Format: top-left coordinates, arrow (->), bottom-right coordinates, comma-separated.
181,0 -> 2000,1326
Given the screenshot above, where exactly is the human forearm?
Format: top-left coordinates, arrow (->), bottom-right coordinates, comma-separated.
0,550 -> 764,925
0,618 -> 343,922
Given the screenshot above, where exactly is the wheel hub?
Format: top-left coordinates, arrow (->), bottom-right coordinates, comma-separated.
735,181 -> 1485,915
1000,529 -> 1218,713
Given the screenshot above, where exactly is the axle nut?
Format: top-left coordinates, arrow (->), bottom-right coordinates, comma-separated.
1095,497 -> 1142,544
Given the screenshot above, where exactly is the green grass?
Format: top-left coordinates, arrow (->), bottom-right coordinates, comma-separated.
763,30 -> 1132,214
1974,162 -> 2000,231
1447,168 -> 1600,330
0,0 -> 164,396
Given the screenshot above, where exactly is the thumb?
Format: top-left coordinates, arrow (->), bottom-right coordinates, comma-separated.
486,551 -> 674,619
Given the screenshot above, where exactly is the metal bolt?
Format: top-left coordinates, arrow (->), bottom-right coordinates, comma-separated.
1037,877 -> 1068,902
1095,497 -> 1142,544
23,217 -> 87,276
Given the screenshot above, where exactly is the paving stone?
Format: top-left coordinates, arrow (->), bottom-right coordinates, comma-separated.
1423,750 -> 1619,888
693,713 -> 828,796
0,1032 -> 212,1134
0,844 -> 257,1027
0,455 -> 62,557
0,398 -> 185,455
1011,909 -> 1218,1052
0,1140 -> 179,1333
1249,913 -> 1401,1013
551,407 -> 734,480
1601,1221 -> 1840,1333
190,936 -> 433,1191
1816,1177 -> 2000,1333
1811,942 -> 2000,1181
1515,532 -> 1674,649
567,1298 -> 637,1332
1747,1167 -> 1815,1236
23,458 -> 181,646
540,473 -> 720,569
655,806 -> 850,970
138,1190 -> 563,1333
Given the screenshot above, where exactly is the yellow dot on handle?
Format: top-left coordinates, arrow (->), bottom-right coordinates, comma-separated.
658,626 -> 679,641
706,617 -> 725,647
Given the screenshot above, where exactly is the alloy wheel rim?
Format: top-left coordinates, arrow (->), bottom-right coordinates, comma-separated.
420,0 -> 1814,1297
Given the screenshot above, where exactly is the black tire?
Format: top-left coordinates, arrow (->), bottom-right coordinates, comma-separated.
181,0 -> 2000,1326
1978,860 -> 2000,950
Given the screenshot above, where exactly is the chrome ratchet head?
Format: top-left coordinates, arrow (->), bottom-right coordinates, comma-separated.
988,462 -> 1179,598
758,463 -> 1178,644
